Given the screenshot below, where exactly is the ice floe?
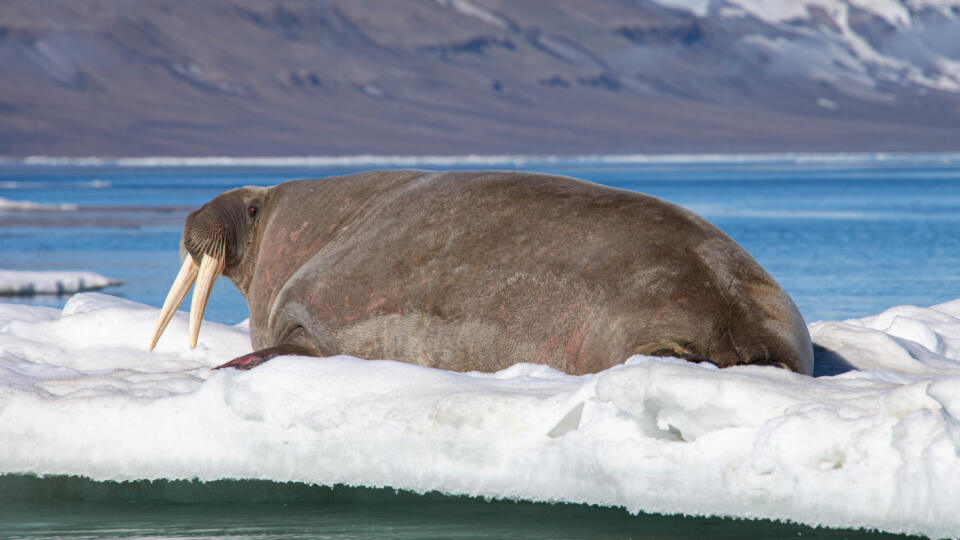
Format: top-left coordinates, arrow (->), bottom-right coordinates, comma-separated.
0,270 -> 124,296
1,293 -> 959,537
0,197 -> 77,211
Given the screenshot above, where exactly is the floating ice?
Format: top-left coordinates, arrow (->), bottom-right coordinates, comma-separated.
0,270 -> 124,296
0,197 -> 77,211
1,293 -> 959,537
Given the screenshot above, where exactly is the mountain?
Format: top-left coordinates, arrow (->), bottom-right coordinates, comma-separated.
1,0 -> 959,157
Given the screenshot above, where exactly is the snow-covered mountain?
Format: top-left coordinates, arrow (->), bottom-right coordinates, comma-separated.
1,0 -> 958,156
652,0 -> 960,96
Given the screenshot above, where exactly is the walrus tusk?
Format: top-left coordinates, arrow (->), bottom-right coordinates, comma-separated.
189,253 -> 222,349
149,256 -> 199,351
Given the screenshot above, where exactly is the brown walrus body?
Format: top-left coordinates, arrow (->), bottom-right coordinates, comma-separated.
151,170 -> 814,375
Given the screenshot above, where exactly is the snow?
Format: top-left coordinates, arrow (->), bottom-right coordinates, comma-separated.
1,293 -> 960,536
706,0 -> 920,26
0,270 -> 124,296
649,0 -> 712,17
655,0 -> 911,25
649,0 -> 960,96
0,180 -> 110,189
909,0 -> 960,13
848,0 -> 911,26
816,97 -> 840,110
434,0 -> 508,28
727,0 -> 812,24
0,197 -> 77,211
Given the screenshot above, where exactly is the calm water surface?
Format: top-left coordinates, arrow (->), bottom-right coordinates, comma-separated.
0,475 -> 906,539
3,155 -> 960,323
0,155 -> 953,538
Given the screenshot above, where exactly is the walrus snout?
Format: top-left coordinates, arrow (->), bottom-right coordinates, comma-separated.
150,187 -> 266,352
149,203 -> 233,351
183,201 -> 246,263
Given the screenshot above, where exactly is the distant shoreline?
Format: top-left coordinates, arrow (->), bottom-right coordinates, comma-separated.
3,152 -> 960,168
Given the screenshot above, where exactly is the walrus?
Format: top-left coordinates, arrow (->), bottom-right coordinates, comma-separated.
149,170 -> 814,375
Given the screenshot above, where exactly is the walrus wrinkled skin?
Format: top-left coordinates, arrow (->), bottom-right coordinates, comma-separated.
150,170 -> 814,375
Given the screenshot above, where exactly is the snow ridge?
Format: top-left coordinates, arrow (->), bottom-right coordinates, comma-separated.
654,0 -> 960,95
1,293 -> 960,536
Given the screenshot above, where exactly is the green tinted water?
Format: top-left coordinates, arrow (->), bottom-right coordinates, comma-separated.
0,475 -> 905,539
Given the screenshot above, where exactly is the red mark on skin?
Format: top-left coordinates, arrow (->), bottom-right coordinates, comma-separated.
367,297 -> 387,313
288,222 -> 309,242
344,315 -> 358,322
308,292 -> 317,307
538,335 -> 559,365
564,321 -> 590,368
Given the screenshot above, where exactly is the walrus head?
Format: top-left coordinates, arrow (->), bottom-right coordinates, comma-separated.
149,186 -> 268,350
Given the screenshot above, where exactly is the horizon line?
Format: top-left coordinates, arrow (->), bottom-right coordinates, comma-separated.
2,151 -> 960,167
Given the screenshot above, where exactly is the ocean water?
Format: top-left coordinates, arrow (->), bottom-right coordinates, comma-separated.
0,476 -> 905,539
3,154 -> 960,325
1,153 -> 958,538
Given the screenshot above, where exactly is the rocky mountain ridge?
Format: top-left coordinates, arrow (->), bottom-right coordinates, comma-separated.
1,0 -> 959,157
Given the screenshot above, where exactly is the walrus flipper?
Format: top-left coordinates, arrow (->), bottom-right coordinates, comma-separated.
214,344 -> 315,371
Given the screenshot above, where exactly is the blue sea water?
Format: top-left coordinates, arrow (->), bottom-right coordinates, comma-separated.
1,153 -> 957,538
3,154 -> 960,324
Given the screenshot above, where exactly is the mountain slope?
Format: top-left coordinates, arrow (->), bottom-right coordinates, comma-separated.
1,0 -> 959,157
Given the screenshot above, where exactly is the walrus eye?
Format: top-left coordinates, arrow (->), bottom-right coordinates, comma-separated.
248,205 -> 258,218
